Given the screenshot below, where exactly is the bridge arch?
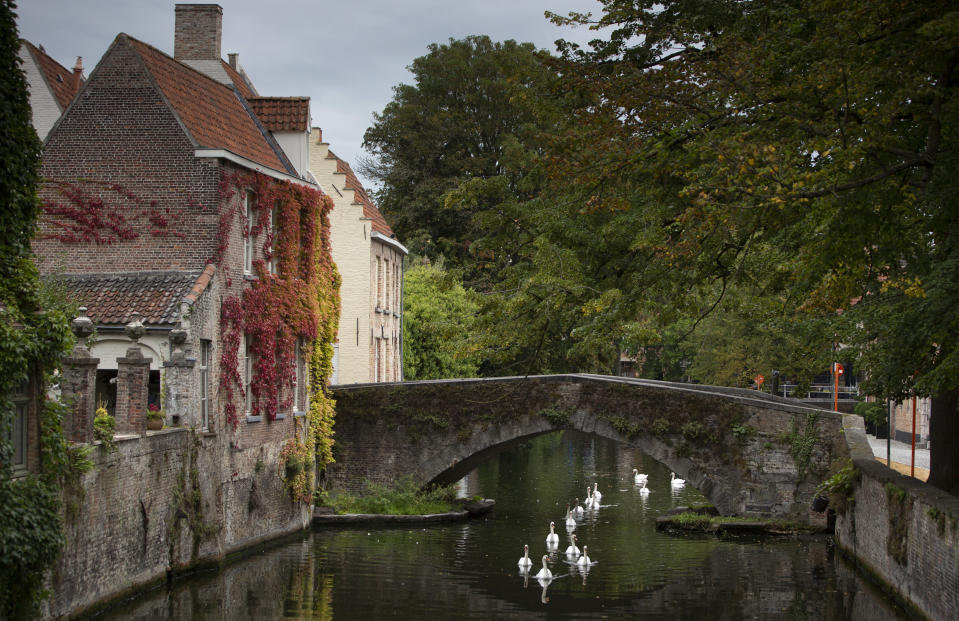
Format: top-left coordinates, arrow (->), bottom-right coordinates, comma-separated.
327,375 -> 850,520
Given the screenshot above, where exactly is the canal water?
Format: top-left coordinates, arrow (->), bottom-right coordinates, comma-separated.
95,431 -> 908,619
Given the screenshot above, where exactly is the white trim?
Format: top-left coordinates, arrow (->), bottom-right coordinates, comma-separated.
194,149 -> 317,188
371,231 -> 408,255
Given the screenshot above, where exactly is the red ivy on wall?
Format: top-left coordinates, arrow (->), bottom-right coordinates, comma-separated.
40,179 -> 187,243
216,171 -> 339,432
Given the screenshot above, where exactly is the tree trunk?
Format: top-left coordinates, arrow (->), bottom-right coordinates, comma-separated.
927,387 -> 959,496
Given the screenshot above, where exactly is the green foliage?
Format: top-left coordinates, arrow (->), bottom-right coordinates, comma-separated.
280,438 -> 314,504
652,418 -> 671,437
816,461 -> 860,514
93,407 -> 117,452
327,477 -> 458,516
784,413 -> 819,479
730,423 -> 756,441
362,36 -> 558,268
402,261 -> 480,380
854,400 -> 887,427
539,405 -> 573,428
0,2 -> 75,616
681,421 -> 706,442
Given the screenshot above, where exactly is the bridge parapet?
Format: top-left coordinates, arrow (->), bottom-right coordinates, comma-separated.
327,375 -> 850,521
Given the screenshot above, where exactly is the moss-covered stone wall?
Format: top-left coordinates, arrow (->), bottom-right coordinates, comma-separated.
328,375 -> 848,521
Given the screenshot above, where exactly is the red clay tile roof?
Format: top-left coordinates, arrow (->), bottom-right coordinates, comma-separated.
328,150 -> 395,238
123,35 -> 288,174
21,40 -> 82,110
222,60 -> 257,99
63,271 -> 201,326
248,97 -> 310,132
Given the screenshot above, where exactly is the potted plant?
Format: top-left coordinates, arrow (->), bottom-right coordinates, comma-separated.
147,403 -> 164,431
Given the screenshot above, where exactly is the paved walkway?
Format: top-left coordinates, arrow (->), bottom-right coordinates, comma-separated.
866,433 -> 929,470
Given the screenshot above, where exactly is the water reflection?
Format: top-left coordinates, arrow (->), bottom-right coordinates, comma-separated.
93,430 -> 910,620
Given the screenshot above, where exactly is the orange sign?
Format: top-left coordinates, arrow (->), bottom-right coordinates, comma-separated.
754,374 -> 764,387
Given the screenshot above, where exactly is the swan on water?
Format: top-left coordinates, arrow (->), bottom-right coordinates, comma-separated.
565,533 -> 581,557
638,480 -> 651,495
671,472 -> 686,488
577,545 -> 592,566
518,544 -> 533,568
535,555 -> 552,579
633,468 -> 648,486
573,498 -> 584,516
592,482 -> 602,504
584,485 -> 597,509
565,506 -> 577,528
546,521 -> 559,544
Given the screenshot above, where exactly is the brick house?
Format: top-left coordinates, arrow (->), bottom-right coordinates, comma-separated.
18,39 -> 83,140
32,7 -> 338,613
310,131 -> 407,383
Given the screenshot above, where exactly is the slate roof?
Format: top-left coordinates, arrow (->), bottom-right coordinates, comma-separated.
122,35 -> 289,175
62,271 -> 202,326
248,97 -> 310,132
21,40 -> 82,111
328,150 -> 396,239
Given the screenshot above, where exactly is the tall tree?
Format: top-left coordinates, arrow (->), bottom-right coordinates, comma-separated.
542,0 -> 959,492
362,35 -> 557,275
402,260 -> 480,380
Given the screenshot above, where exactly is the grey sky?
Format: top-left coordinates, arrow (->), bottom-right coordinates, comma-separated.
17,0 -> 605,190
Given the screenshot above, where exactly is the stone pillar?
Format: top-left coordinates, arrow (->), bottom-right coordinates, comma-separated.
61,308 -> 99,443
115,313 -> 152,436
163,325 -> 195,427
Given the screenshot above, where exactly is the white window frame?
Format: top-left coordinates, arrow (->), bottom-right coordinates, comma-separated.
244,191 -> 255,275
268,206 -> 278,276
199,339 -> 210,430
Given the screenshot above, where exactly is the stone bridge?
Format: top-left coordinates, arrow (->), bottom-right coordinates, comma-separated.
326,374 -> 851,520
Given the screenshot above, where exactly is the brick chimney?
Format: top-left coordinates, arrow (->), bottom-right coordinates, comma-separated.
174,4 -> 223,61
72,56 -> 83,93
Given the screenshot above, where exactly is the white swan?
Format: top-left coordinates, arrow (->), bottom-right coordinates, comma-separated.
638,480 -> 650,496
518,544 -> 533,568
573,498 -> 584,517
592,482 -> 602,504
577,545 -> 592,566
535,555 -> 552,579
546,521 -> 559,545
633,468 -> 648,486
584,485 -> 597,509
671,472 -> 686,488
565,506 -> 577,529
565,533 -> 580,557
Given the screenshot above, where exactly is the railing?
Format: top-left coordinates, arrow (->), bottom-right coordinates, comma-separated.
772,383 -> 859,400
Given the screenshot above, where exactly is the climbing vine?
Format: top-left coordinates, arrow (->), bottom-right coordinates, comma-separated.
214,171 -> 340,469
39,179 -> 187,244
0,2 -> 78,614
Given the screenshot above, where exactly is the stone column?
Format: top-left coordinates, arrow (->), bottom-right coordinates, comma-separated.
163,325 -> 195,427
115,313 -> 152,436
61,308 -> 99,443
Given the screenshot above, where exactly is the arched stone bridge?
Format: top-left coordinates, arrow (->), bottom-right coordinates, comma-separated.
327,374 -> 851,521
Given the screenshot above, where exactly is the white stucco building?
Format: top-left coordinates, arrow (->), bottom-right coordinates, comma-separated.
309,128 -> 407,384
19,40 -> 83,140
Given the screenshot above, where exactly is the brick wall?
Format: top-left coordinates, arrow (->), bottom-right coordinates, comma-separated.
36,38 -> 221,274
835,417 -> 959,621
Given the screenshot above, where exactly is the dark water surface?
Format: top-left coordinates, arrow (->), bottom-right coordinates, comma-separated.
95,431 -> 908,620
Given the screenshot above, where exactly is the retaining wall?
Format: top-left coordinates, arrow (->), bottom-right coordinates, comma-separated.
835,416 -> 959,621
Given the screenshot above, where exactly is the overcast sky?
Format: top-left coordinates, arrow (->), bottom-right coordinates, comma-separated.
17,0 -> 606,190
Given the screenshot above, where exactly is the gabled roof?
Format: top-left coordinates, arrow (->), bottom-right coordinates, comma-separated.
121,35 -> 290,175
62,271 -> 202,326
328,150 -> 395,238
248,97 -> 310,132
21,39 -> 82,111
